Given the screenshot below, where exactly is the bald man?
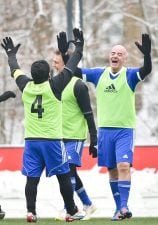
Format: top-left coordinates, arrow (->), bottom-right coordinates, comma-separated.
72,34 -> 151,220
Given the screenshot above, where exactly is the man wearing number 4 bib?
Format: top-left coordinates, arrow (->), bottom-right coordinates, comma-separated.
1,29 -> 84,223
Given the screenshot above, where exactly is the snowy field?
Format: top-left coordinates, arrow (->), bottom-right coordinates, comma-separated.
1,166 -> 158,219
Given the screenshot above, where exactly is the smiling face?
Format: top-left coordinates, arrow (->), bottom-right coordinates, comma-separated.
109,45 -> 128,73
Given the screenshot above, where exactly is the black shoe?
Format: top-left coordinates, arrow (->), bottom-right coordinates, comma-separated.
119,207 -> 132,219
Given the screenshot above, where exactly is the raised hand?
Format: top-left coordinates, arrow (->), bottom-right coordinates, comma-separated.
1,37 -> 21,56
135,34 -> 151,55
72,28 -> 84,48
57,28 -> 84,54
57,32 -> 69,54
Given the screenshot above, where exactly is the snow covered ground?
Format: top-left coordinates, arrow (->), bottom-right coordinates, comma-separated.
1,166 -> 158,219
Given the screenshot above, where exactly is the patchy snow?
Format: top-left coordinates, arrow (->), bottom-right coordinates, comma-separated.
0,167 -> 158,218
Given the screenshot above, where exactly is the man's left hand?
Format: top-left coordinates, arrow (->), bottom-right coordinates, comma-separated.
135,33 -> 151,55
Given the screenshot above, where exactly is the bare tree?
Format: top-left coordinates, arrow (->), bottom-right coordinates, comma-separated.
0,0 -> 157,144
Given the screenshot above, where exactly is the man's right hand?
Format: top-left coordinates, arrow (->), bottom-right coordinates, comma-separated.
57,32 -> 69,54
1,37 -> 21,56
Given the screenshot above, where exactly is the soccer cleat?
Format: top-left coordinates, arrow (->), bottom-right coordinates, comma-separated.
111,210 -> 122,221
119,207 -> 132,220
83,204 -> 97,216
26,212 -> 37,223
0,206 -> 5,219
65,211 -> 85,222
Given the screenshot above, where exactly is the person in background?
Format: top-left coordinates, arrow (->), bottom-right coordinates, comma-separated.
0,205 -> 5,219
1,28 -> 84,223
0,91 -> 16,220
52,35 -> 97,219
59,33 -> 152,221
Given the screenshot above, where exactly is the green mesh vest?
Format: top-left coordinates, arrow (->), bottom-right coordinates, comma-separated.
22,81 -> 62,138
96,67 -> 136,128
62,77 -> 88,139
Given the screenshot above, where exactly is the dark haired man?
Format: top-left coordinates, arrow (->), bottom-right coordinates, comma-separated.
52,49 -> 97,220
1,28 -> 84,222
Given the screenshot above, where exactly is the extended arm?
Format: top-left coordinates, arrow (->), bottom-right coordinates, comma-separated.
1,37 -> 32,92
51,28 -> 84,100
1,37 -> 20,74
139,54 -> 152,79
135,34 -> 152,79
74,80 -> 97,158
57,28 -> 83,79
0,91 -> 16,102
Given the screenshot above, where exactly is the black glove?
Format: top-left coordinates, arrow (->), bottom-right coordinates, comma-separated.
1,37 -> 21,56
72,28 -> 84,48
135,34 -> 151,56
89,134 -> 97,158
0,91 -> 16,102
57,32 -> 69,54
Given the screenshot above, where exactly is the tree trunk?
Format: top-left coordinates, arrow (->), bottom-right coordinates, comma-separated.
123,0 -> 144,112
